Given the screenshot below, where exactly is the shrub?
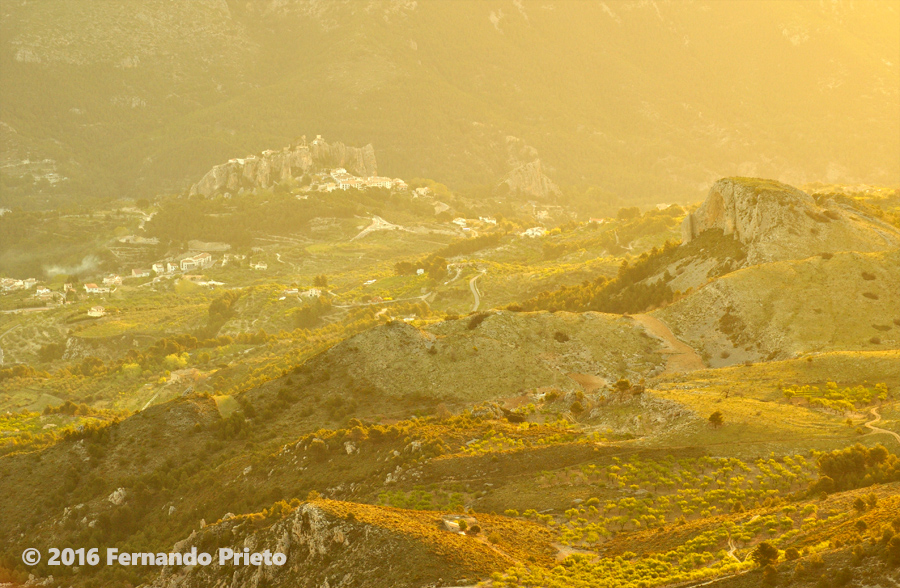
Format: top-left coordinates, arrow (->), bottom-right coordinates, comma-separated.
553,331 -> 570,343
467,312 -> 489,330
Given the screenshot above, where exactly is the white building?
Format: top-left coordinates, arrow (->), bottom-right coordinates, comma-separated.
180,252 -> 213,272
521,227 -> 548,238
88,306 -> 106,318
364,177 -> 394,189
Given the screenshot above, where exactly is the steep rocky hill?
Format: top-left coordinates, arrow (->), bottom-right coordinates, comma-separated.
190,136 -> 378,196
682,178 -> 900,264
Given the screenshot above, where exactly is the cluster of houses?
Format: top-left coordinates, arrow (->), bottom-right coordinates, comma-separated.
305,168 -> 408,193
1,277 -> 38,293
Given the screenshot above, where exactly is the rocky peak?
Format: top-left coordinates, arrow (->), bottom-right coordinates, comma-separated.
189,136 -> 377,197
682,177 -> 900,264
498,159 -> 561,199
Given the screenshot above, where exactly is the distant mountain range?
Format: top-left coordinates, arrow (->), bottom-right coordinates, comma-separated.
1,0 -> 898,207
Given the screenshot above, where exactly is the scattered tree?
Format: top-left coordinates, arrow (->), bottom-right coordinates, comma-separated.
751,541 -> 779,567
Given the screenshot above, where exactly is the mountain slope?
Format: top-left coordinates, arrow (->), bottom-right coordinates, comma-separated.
2,0 -> 898,206
656,249 -> 900,367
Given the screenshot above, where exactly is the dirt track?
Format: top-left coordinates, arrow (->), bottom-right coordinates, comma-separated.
865,407 -> 900,446
632,314 -> 705,374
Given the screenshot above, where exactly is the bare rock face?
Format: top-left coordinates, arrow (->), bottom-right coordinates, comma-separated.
498,159 -> 561,199
190,137 -> 377,196
682,178 -> 900,264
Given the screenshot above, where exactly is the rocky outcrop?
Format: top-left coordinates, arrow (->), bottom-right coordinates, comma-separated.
682,178 -> 900,264
142,501 -> 504,588
190,136 -> 377,196
498,159 -> 561,199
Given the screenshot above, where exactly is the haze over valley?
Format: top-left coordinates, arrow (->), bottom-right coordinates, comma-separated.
1,2 -> 899,588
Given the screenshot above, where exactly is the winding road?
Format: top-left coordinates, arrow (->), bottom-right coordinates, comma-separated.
865,407 -> 900,445
632,314 -> 705,374
469,271 -> 485,313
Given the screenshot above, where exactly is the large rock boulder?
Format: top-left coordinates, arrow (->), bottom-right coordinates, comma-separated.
682,178 -> 900,264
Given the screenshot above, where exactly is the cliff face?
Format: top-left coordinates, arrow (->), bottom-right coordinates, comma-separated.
190,137 -> 377,196
498,159 -> 561,199
682,178 -> 900,264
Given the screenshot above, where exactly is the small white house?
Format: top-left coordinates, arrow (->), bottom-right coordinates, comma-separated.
152,263 -> 165,274
87,306 -> 105,318
131,268 -> 150,278
84,283 -> 110,295
521,227 -> 548,238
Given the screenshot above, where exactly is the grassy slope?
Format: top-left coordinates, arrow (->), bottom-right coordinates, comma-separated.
656,250 -> 900,366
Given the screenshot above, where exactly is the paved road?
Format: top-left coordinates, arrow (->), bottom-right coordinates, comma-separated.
865,407 -> 900,445
632,314 -> 705,374
469,271 -> 485,313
